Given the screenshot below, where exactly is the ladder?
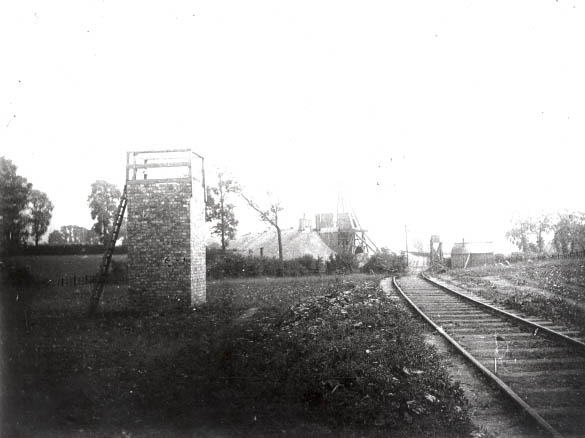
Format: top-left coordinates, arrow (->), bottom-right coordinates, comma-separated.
87,185 -> 128,316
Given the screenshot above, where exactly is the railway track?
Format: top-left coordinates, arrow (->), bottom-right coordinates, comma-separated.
393,274 -> 585,438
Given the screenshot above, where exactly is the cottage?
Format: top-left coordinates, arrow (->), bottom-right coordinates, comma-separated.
229,228 -> 336,260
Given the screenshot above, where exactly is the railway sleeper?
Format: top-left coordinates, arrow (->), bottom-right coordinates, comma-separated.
473,345 -> 573,358
479,358 -> 585,374
520,389 -> 585,409
471,347 -> 578,360
395,276 -> 585,438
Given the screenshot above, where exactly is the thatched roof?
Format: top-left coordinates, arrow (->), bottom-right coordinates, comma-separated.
451,241 -> 494,255
229,228 -> 336,260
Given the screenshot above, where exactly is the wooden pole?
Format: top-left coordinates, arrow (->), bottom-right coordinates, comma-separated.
405,225 -> 409,266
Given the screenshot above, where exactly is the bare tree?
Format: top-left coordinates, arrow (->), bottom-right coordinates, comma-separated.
240,192 -> 284,276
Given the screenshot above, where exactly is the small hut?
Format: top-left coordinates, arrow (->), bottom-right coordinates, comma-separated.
451,241 -> 494,269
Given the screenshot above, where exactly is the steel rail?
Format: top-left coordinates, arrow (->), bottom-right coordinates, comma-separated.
392,276 -> 564,438
421,273 -> 585,353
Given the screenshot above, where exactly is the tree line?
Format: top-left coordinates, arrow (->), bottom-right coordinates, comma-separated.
1,157 -> 126,251
1,157 -> 53,248
1,157 -> 271,259
506,212 -> 585,255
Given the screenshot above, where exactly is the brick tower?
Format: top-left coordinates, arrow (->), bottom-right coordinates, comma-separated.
126,149 -> 206,310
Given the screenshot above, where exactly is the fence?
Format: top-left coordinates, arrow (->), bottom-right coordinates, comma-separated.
505,251 -> 585,264
57,274 -> 99,287
544,251 -> 585,259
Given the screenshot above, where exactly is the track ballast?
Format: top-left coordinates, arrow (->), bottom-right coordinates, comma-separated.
393,274 -> 585,438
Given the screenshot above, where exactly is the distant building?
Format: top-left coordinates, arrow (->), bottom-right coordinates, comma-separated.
451,241 -> 494,269
227,207 -> 378,265
315,212 -> 377,256
228,228 -> 336,260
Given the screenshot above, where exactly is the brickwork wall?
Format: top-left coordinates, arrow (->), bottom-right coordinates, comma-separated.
127,180 -> 206,310
190,181 -> 206,305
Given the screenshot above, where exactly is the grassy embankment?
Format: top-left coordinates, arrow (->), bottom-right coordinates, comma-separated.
2,260 -> 472,437
4,254 -> 127,283
439,258 -> 585,333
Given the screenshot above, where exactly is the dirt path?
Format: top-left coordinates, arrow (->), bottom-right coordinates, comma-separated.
381,277 -> 546,438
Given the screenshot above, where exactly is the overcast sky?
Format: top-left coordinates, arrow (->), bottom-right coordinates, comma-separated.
1,1 -> 584,253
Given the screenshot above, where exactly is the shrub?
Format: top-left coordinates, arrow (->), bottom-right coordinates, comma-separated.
494,253 -> 506,263
361,251 -> 407,275
326,252 -> 359,274
297,254 -> 320,273
211,280 -> 471,432
1,244 -> 127,256
206,250 -> 323,279
206,251 -> 246,279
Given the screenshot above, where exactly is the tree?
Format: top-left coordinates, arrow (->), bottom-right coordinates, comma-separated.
506,217 -> 534,253
241,192 -> 284,276
59,225 -> 100,244
79,225 -> 101,244
60,225 -> 73,243
205,187 -> 216,222
533,213 -> 552,253
0,157 -> 32,248
361,249 -> 407,274
87,180 -> 121,245
117,218 -> 127,244
412,238 -> 425,254
552,212 -> 585,254
207,173 -> 240,251
28,189 -> 54,246
48,229 -> 66,245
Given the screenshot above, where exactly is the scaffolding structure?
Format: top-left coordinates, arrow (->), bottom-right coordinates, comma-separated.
125,149 -> 205,197
315,208 -> 378,255
429,235 -> 444,268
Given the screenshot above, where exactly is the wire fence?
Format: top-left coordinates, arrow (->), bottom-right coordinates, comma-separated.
57,274 -> 100,287
505,251 -> 585,264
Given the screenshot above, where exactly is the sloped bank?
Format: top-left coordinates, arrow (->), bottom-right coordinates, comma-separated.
210,278 -> 473,437
438,260 -> 585,333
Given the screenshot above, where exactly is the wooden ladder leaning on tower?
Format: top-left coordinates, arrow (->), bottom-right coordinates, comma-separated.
87,184 -> 129,316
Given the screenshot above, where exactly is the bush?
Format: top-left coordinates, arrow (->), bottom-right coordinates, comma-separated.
206,251 -> 246,279
211,280 -> 471,432
494,253 -> 506,263
206,249 -> 324,279
326,252 -> 359,274
361,251 -> 407,275
1,244 -> 128,256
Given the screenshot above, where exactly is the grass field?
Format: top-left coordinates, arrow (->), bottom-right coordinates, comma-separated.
439,258 -> 585,332
1,272 -> 473,438
5,254 -> 128,282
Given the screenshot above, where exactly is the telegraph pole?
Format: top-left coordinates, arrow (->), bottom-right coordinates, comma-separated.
405,225 -> 409,266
